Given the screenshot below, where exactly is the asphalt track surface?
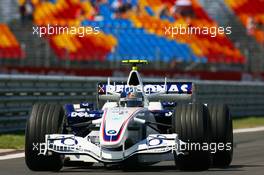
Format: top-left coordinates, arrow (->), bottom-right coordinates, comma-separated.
1,131 -> 264,175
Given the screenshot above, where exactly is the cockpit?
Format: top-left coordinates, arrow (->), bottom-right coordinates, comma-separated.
119,91 -> 144,107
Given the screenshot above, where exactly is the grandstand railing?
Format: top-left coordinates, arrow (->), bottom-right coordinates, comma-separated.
1,74 -> 264,132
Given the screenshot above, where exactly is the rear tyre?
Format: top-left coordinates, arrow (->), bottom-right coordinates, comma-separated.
207,104 -> 233,167
25,104 -> 65,171
172,103 -> 211,170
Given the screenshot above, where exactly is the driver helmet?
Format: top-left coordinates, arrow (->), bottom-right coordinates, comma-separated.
120,91 -> 144,107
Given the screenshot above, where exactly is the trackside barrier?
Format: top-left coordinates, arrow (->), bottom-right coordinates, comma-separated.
193,80 -> 264,117
0,74 -> 264,132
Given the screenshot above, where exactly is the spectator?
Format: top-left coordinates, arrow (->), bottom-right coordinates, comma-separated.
111,0 -> 133,18
25,0 -> 34,20
170,0 -> 194,18
122,0 -> 132,12
90,0 -> 97,7
19,1 -> 26,24
158,4 -> 170,19
246,16 -> 255,35
135,2 -> 142,16
91,0 -> 107,7
256,20 -> 264,31
111,0 -> 123,13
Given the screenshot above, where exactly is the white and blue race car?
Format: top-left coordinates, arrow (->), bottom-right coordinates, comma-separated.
25,60 -> 233,171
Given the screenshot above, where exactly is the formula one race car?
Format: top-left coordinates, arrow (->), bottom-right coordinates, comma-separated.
25,60 -> 233,171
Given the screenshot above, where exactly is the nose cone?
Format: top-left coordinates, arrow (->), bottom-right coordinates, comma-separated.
100,107 -> 142,147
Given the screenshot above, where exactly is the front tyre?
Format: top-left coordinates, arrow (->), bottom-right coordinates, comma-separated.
207,104 -> 233,167
172,103 -> 211,170
25,104 -> 65,171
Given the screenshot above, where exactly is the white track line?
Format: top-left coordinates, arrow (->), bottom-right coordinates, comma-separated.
0,152 -> 24,160
233,126 -> 264,134
0,126 -> 264,160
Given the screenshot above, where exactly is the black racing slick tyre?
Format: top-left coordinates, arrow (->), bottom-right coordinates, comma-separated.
25,104 -> 65,171
207,104 -> 233,167
172,103 -> 211,170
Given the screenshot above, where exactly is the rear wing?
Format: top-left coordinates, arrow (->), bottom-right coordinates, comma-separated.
97,82 -> 193,102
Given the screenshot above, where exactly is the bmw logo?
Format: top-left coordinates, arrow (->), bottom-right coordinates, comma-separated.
107,130 -> 117,135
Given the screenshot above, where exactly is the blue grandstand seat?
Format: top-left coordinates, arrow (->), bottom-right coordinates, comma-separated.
82,18 -> 200,62
145,6 -> 155,16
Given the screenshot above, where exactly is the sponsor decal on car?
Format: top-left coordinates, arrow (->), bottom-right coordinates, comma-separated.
107,130 -> 117,135
98,82 -> 192,94
70,112 -> 95,118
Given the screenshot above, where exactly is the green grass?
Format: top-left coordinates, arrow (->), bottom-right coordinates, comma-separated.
0,117 -> 264,149
0,131 -> 25,149
233,116 -> 264,129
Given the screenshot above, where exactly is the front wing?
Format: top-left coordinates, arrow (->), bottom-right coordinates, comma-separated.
37,134 -> 185,163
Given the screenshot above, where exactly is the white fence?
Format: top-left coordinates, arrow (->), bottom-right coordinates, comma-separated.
0,74 -> 264,132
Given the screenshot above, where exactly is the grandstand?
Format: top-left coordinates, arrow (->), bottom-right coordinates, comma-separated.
0,0 -> 263,80
30,0 -> 244,63
0,24 -> 25,59
226,0 -> 264,45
